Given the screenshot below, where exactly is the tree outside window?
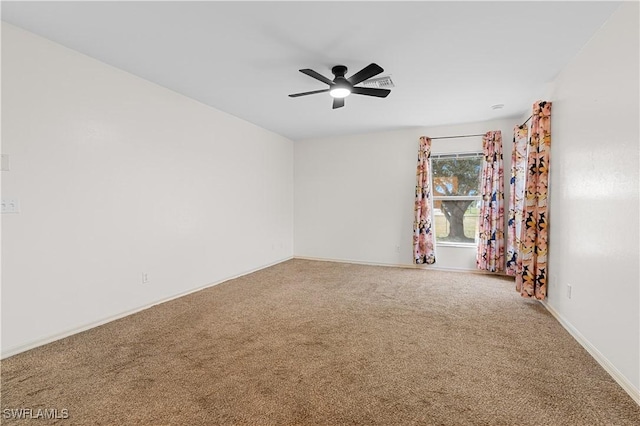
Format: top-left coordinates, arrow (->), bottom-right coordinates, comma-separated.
431,154 -> 482,244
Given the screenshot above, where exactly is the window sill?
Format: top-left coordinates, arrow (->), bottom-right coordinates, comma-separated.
436,242 -> 478,248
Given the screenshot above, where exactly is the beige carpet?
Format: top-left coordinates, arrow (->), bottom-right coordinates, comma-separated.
1,259 -> 639,425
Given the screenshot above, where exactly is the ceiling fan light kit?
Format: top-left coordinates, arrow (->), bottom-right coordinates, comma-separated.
289,63 -> 391,109
329,85 -> 350,99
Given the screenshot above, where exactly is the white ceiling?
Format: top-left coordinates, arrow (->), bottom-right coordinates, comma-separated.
1,1 -> 620,141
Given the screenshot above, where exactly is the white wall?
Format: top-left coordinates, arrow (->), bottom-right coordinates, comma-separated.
1,24 -> 294,356
294,118 -> 519,270
545,2 -> 639,395
5,4 -> 637,401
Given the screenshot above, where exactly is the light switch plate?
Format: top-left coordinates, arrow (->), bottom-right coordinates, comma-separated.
1,199 -> 20,214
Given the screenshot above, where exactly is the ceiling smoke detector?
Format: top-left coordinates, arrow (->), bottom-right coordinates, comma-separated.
359,76 -> 395,89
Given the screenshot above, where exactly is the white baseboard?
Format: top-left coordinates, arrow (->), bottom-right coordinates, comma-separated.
293,255 -> 508,276
540,300 -> 640,406
1,256 -> 293,360
8,255 -> 634,407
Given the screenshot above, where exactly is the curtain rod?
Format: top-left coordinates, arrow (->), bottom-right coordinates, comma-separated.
431,114 -> 534,140
430,134 -> 485,140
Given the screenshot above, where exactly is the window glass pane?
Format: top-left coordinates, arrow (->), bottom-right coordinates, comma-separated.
433,200 -> 480,243
431,157 -> 482,197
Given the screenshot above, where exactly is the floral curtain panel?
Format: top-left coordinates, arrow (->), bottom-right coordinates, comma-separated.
476,131 -> 505,272
413,137 -> 436,265
516,101 -> 552,300
506,125 -> 529,276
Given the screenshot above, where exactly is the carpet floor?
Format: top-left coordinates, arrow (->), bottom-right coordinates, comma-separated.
1,259 -> 639,425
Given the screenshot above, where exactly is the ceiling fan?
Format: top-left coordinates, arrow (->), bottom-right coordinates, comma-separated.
288,63 -> 391,109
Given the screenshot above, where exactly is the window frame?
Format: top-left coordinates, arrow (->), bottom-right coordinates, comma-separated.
429,151 -> 483,248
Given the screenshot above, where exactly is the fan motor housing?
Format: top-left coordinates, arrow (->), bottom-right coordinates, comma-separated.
331,65 -> 348,78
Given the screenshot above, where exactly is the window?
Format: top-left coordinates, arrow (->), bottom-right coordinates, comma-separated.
430,153 -> 482,245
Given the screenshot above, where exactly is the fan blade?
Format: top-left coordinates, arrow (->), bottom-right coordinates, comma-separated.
351,87 -> 391,98
348,63 -> 384,85
289,89 -> 330,98
333,98 -> 345,109
300,69 -> 334,86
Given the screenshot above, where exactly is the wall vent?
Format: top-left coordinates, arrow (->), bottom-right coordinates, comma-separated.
359,76 -> 395,89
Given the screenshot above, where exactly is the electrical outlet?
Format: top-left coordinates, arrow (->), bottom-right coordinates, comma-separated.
142,273 -> 149,284
566,283 -> 572,299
